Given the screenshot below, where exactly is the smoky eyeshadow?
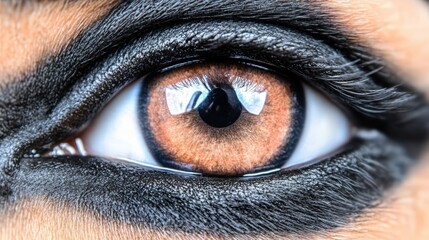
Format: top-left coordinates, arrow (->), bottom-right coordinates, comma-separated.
0,0 -> 428,237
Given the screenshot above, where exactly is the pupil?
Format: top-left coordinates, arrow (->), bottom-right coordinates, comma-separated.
198,86 -> 242,128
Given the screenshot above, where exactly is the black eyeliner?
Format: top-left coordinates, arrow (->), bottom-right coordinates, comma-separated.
0,0 -> 428,237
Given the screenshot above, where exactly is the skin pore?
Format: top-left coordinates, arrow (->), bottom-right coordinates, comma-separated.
0,0 -> 428,239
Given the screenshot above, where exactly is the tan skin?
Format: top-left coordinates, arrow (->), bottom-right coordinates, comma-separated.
0,0 -> 428,239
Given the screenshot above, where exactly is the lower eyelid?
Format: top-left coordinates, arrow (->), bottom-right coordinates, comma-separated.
11,132 -> 413,236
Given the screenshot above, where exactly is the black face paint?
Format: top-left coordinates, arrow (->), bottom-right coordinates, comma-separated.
0,0 -> 428,237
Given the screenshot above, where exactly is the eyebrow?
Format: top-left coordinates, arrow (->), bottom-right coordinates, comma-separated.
1,0 -> 428,196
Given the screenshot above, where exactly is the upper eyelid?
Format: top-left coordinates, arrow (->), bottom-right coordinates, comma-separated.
5,18 -> 426,136
0,0 -> 416,135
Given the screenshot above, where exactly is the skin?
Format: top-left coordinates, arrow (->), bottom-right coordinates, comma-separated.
0,0 -> 428,239
0,0 -> 117,79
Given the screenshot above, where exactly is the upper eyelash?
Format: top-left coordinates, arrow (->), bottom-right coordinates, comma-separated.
232,77 -> 266,92
0,0 -> 424,144
169,76 -> 211,90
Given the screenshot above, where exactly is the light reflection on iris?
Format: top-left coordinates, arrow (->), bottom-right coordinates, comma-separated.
165,76 -> 267,116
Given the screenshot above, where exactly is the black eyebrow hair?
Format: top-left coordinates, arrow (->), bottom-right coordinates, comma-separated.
1,0 -> 428,223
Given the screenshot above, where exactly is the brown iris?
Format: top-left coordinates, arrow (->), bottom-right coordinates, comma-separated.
139,62 -> 303,176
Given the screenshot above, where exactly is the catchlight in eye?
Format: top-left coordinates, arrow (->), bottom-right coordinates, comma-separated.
45,61 -> 353,177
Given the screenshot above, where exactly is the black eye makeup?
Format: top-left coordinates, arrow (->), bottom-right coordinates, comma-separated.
1,0 -> 429,238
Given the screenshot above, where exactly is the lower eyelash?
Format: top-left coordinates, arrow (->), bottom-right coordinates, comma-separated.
11,131 -> 413,237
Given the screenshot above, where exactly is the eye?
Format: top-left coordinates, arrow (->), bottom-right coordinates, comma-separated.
46,61 -> 351,176
9,17 -> 427,236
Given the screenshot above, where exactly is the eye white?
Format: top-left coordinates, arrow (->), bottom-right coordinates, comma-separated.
80,81 -> 157,166
283,85 -> 352,168
75,80 -> 352,172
